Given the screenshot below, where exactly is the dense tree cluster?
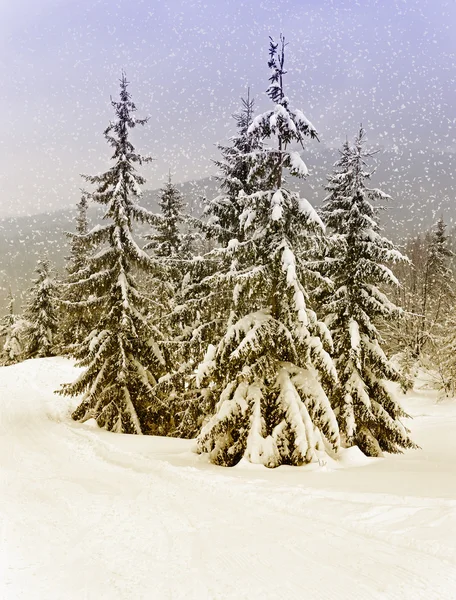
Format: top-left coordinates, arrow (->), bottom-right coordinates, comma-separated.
12,34 -> 456,467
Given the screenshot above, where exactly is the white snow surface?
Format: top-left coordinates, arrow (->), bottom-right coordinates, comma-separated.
1,358 -> 456,600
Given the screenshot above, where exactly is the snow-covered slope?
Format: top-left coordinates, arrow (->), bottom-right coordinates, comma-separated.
1,358 -> 456,599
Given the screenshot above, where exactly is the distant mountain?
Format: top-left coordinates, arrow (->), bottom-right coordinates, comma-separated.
0,178 -> 218,314
1,146 -> 455,313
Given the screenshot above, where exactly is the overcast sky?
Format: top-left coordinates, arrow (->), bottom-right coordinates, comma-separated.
0,0 -> 455,218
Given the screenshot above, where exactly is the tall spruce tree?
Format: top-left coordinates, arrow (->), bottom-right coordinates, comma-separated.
151,94 -> 262,438
140,173 -> 198,435
319,127 -> 417,456
195,35 -> 340,467
24,260 -> 59,358
59,73 -> 168,435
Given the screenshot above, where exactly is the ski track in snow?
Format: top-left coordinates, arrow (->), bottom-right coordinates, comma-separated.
1,358 -> 456,600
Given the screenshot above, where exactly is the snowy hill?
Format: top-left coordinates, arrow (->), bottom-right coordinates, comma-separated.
1,357 -> 456,599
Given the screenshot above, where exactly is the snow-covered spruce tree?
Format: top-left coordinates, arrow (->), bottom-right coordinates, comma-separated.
144,174 -> 189,257
0,291 -> 27,365
421,219 -> 456,391
151,248 -> 231,439
196,35 -> 340,467
150,94 -> 263,439
205,89 -> 261,245
67,193 -> 91,274
142,172 -> 192,335
58,193 -> 94,350
23,260 -> 59,358
138,173 -> 201,436
318,127 -> 417,456
59,73 -> 168,435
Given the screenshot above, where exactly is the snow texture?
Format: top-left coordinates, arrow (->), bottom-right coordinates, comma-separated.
1,358 -> 456,599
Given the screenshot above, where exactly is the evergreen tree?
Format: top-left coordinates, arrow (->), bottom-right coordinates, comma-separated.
415,218 -> 454,355
59,73 -> 168,435
195,35 -> 340,467
67,193 -> 90,274
432,308 -> 456,397
144,173 -> 191,260
205,89 -> 261,244
58,193 -> 94,349
420,219 -> 456,392
152,95 -> 262,438
383,233 -> 426,361
140,174 -> 200,436
319,127 -> 417,456
143,172 -> 193,310
24,260 -> 59,358
0,291 -> 27,364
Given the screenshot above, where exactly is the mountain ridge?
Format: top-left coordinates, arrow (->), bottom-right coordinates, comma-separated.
1,146 -> 455,313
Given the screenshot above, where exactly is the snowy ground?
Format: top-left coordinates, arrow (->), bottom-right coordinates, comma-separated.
1,358 -> 456,600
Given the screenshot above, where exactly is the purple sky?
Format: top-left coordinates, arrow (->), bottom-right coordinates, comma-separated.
1,0 -> 455,217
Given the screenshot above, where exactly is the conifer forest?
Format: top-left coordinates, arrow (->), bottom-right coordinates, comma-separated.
2,2 -> 456,598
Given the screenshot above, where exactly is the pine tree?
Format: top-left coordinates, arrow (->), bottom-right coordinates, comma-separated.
144,173 -> 191,260
195,35 -> 340,467
58,193 -> 93,349
0,291 -> 27,364
67,193 -> 90,274
319,127 -> 417,456
140,173 -> 200,436
59,73 -> 168,435
205,90 -> 261,244
421,219 -> 456,391
432,308 -> 456,397
153,94 -> 262,439
415,218 -> 454,356
24,260 -> 59,358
